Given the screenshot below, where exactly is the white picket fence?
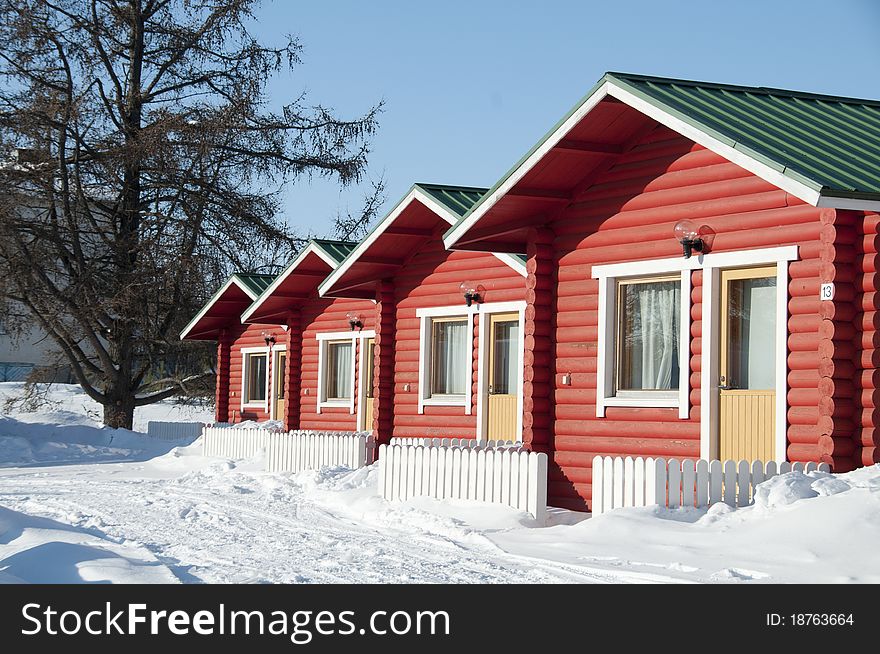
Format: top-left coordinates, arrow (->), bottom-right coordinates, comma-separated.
202,426 -> 279,459
392,437 -> 522,449
266,431 -> 375,473
591,456 -> 832,515
378,443 -> 548,522
146,421 -> 205,441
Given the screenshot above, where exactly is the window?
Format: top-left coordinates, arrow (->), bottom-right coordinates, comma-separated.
615,277 -> 681,397
323,340 -> 353,401
429,317 -> 469,397
243,351 -> 268,404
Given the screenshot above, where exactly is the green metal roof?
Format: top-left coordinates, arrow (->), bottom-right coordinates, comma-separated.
610,72 -> 880,198
234,272 -> 275,297
311,239 -> 358,265
416,183 -> 488,217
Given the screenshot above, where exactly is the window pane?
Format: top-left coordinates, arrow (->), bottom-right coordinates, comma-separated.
365,340 -> 375,399
326,342 -> 352,400
247,353 -> 267,402
728,276 -> 776,389
431,319 -> 468,395
617,280 -> 680,391
492,320 -> 519,394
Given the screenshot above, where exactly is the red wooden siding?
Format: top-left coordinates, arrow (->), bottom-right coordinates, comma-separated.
389,238 -> 526,439
298,297 -> 375,431
547,125 -> 830,512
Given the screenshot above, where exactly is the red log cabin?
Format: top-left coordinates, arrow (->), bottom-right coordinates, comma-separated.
185,72 -> 880,513
181,240 -> 375,430
444,72 -> 880,510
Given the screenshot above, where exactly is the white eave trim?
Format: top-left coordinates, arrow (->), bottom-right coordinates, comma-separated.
816,193 -> 880,212
319,188 -> 527,298
240,243 -> 336,323
179,276 -> 258,340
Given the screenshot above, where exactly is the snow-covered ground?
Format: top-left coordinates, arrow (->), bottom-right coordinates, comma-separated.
1,383 -> 879,584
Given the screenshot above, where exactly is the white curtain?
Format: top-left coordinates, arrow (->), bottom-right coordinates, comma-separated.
327,342 -> 352,399
625,282 -> 680,390
433,320 -> 468,395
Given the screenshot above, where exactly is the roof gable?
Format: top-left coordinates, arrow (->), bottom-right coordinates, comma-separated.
180,273 -> 273,340
444,72 -> 880,251
319,184 -> 526,298
240,239 -> 359,324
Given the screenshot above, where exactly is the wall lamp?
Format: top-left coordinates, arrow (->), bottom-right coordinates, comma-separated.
460,281 -> 483,307
674,220 -> 705,259
346,312 -> 364,331
261,331 -> 276,347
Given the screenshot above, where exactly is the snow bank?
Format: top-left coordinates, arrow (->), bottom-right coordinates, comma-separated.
219,419 -> 284,431
0,383 -> 212,466
0,505 -> 178,584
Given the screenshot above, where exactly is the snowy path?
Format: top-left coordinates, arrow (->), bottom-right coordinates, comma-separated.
0,457 -> 642,584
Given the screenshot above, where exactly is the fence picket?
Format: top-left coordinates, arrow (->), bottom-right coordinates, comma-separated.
623,457 -> 635,508
696,459 -> 709,507
737,460 -> 751,507
603,457 -> 615,513
667,459 -> 681,508
682,459 -> 695,508
709,460 -> 723,504
592,456 -> 604,515
723,460 -> 737,506
634,457 -> 646,508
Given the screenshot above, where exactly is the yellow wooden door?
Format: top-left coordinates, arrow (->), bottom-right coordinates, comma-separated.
487,313 -> 519,440
362,338 -> 375,432
719,266 -> 777,461
274,350 -> 286,421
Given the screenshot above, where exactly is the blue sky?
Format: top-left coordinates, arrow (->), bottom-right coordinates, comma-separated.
250,0 -> 880,237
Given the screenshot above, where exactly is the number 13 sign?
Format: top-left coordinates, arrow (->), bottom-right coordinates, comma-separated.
820,283 -> 835,301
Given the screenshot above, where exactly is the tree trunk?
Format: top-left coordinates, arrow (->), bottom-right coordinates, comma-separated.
103,394 -> 136,430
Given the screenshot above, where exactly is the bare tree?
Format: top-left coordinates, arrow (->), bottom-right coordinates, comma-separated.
0,0 -> 380,428
332,177 -> 386,242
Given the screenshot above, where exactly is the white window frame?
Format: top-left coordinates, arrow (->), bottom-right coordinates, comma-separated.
315,329 -> 376,424
316,331 -> 358,414
593,245 -> 797,462
417,308 -> 474,413
599,273 -> 690,413
240,346 -> 270,411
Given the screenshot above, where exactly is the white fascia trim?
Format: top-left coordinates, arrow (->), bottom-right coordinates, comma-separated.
591,245 -> 799,279
606,82 -> 822,207
816,194 -> 880,212
443,82 -> 613,249
240,345 -> 270,411
415,300 -> 527,319
180,276 -> 257,340
240,243 -> 335,323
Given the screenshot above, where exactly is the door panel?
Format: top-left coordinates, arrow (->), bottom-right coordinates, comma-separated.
719,266 -> 776,461
274,351 -> 286,422
487,313 -> 519,441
